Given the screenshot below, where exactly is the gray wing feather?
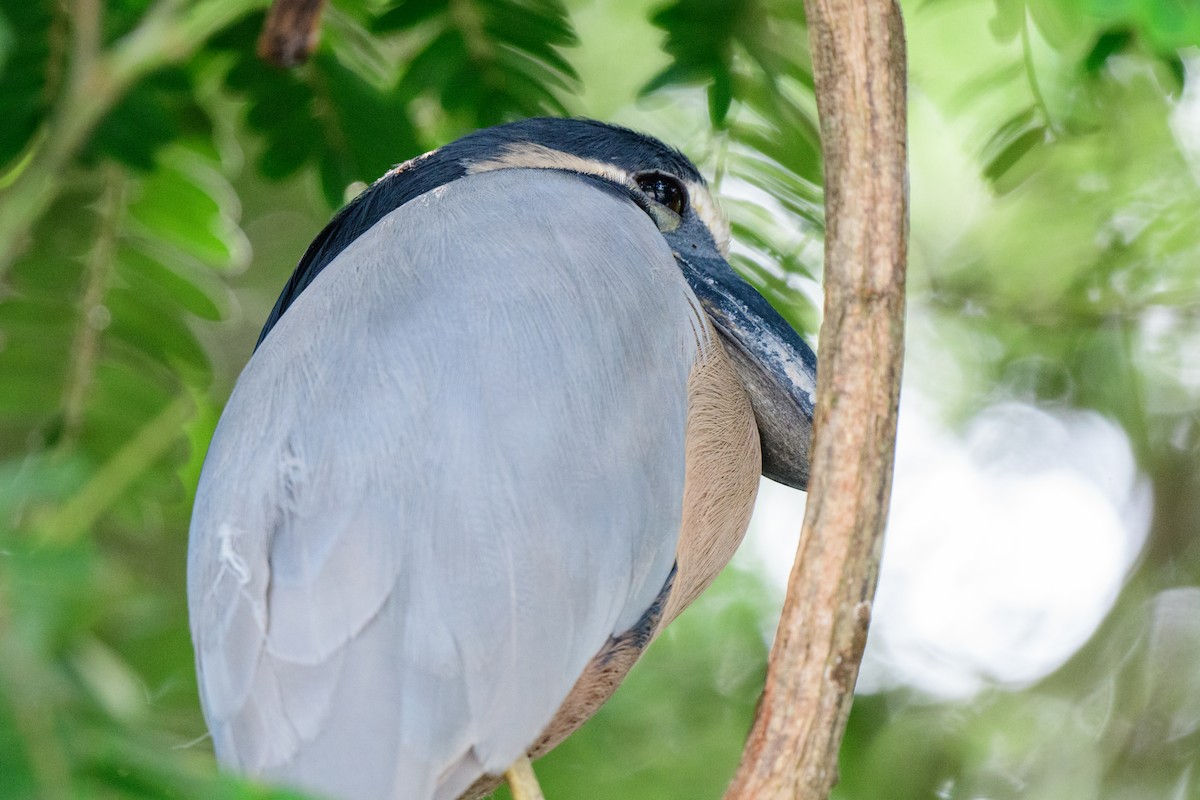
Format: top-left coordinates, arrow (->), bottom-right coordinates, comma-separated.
188,168 -> 707,799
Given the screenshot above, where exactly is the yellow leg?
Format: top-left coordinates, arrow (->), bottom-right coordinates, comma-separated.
504,754 -> 545,800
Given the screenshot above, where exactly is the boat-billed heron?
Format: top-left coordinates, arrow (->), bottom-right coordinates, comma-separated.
188,118 -> 816,800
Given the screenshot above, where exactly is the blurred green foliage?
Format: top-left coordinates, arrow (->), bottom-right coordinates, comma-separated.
1,0 -> 1200,797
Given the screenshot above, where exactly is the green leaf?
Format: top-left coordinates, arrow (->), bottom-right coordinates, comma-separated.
482,2 -> 578,81
1027,0 -> 1090,47
312,50 -> 417,204
708,69 -> 733,128
126,150 -> 245,269
0,357 -> 68,419
989,0 -> 1027,43
85,68 -> 202,172
642,62 -> 710,96
646,0 -> 817,167
490,58 -> 570,116
259,118 -> 321,180
116,244 -> 229,322
371,0 -> 448,32
224,19 -> 421,203
128,180 -> 224,265
0,12 -> 13,79
981,109 -> 1047,185
1084,28 -> 1133,72
1076,0 -> 1200,50
0,138 -> 241,512
105,287 -> 212,383
397,28 -> 469,100
389,0 -> 578,129
0,297 -> 74,417
0,3 -> 52,168
645,0 -> 757,119
227,54 -> 321,180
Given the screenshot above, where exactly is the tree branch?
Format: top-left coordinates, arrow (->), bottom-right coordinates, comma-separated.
724,1 -> 908,798
257,0 -> 328,67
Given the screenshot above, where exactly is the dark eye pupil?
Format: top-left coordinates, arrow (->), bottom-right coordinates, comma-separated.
637,175 -> 685,215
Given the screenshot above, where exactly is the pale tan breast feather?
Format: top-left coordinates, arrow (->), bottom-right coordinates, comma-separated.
660,319 -> 762,628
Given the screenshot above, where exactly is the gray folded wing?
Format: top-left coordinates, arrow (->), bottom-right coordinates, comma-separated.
187,168 -> 707,800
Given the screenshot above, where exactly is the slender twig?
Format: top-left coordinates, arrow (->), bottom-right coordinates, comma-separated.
58,167 -> 126,450
505,755 -> 547,800
67,0 -> 103,90
724,0 -> 908,798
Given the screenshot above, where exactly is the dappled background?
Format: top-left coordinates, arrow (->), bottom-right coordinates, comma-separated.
2,0 -> 1200,797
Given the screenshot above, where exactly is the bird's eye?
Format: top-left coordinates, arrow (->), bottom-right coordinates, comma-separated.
636,174 -> 686,216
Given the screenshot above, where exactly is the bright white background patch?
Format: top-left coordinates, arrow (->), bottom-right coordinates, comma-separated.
736,395 -> 1151,699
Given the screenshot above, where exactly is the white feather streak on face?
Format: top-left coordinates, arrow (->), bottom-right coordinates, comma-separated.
465,143 -> 731,256
685,179 -> 731,257
465,143 -> 633,189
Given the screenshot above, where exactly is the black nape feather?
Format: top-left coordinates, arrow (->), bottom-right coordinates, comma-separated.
256,118 -> 704,348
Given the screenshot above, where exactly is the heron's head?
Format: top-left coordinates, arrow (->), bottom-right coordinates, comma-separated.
262,118 -> 817,489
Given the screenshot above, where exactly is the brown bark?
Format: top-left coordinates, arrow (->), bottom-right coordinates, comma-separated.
723,1 -> 908,799
257,0 -> 327,67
